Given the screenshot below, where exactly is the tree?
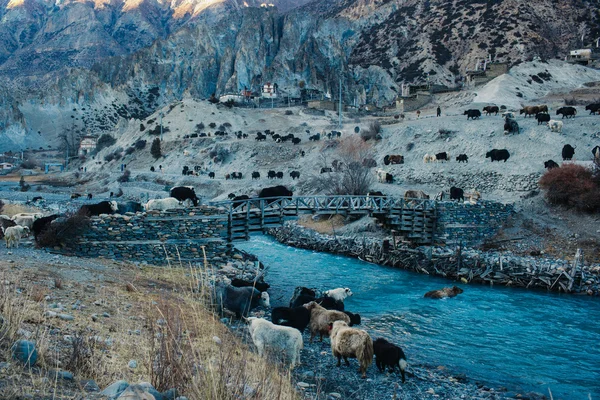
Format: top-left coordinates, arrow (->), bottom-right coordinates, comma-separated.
19,176 -> 30,192
150,138 -> 162,159
96,134 -> 116,153
306,136 -> 374,195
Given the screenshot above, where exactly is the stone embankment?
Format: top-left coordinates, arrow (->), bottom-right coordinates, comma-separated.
271,223 -> 600,295
57,206 -> 230,265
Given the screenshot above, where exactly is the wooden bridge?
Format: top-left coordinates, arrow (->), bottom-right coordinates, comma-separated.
209,196 -> 437,244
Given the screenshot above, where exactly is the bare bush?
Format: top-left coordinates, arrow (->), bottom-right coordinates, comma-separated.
37,214 -> 90,248
209,146 -> 230,163
135,139 -> 147,150
125,147 -> 135,155
0,199 -> 4,213
21,158 -> 38,169
96,134 -> 116,153
65,330 -> 107,379
19,176 -> 30,192
539,164 -> 600,213
360,121 -> 382,141
307,136 -> 374,195
117,169 -> 131,183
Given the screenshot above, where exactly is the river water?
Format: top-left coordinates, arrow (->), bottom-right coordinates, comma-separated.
236,235 -> 600,400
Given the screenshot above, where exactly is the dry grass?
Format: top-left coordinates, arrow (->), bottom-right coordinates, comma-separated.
0,254 -> 299,400
1,203 -> 41,217
298,214 -> 346,234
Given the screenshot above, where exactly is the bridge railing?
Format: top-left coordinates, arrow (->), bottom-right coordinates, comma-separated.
209,195 -> 436,215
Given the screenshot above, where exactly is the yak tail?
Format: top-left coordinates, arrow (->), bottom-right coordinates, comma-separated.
358,336 -> 374,373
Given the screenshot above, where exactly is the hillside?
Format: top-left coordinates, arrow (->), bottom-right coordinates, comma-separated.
65,60 -> 597,200
1,0 -> 599,151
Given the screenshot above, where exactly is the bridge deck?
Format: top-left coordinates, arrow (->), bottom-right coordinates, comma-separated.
209,195 -> 437,244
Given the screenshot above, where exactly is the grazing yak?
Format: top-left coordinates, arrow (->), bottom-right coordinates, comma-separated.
231,278 -> 270,293
231,195 -> 250,209
463,109 -> 481,120
482,105 -> 499,115
271,306 -> 311,332
556,106 -> 576,119
404,190 -> 429,200
519,105 -> 541,117
0,218 -> 16,239
320,167 -> 333,173
323,288 -> 353,302
11,214 -> 38,230
290,171 -> 300,180
79,201 -> 118,216
592,146 -> 600,160
116,201 -> 144,214
373,338 -> 407,382
246,317 -> 303,369
450,186 -> 464,202
258,186 -> 293,203
562,144 -> 576,161
547,120 -> 563,133
536,113 -> 551,125
4,225 -> 29,248
208,172 -> 215,179
424,286 -> 464,299
456,154 -> 468,163
329,321 -> 374,379
70,193 -> 82,199
252,171 -> 260,180
435,152 -> 449,162
304,301 -> 350,342
544,160 -> 559,170
503,117 -> 519,134
215,281 -> 270,319
486,149 -> 510,162
423,154 -> 436,163
289,287 -> 317,308
32,215 -> 59,241
383,155 -> 404,165
343,311 -> 362,326
144,198 -> 182,212
267,170 -> 277,179
585,103 -> 600,115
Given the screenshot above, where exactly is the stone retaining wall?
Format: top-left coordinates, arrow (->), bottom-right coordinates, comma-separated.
61,206 -> 231,265
435,200 -> 515,245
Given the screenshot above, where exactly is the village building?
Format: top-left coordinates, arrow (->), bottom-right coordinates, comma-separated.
78,135 -> 98,155
262,82 -> 278,98
0,162 -> 14,170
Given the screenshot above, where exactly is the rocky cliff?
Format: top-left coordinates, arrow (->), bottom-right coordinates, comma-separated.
0,0 -> 598,151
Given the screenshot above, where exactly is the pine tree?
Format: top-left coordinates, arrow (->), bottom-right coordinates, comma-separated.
150,138 -> 162,159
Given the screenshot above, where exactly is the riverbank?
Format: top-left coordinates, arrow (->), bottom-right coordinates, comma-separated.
0,245 -> 298,400
270,222 -> 600,295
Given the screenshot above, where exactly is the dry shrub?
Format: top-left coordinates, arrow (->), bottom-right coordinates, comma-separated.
145,292 -> 298,399
30,285 -> 47,302
54,278 -> 63,289
36,214 -> 90,248
65,330 -> 108,379
539,164 -> 600,213
360,121 -> 382,141
0,199 -> 4,214
0,279 -> 27,344
307,136 -> 374,195
118,169 -> 131,183
1,203 -> 40,217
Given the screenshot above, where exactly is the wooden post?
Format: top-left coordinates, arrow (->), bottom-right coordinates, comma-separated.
568,248 -> 581,292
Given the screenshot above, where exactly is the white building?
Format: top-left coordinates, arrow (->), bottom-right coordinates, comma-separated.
0,162 -> 14,170
79,136 -> 98,155
262,82 -> 278,98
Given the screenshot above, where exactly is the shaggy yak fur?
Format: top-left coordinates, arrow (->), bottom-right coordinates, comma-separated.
246,317 -> 303,368
329,320 -> 374,378
373,338 -> 408,382
304,301 -> 350,343
424,286 -> 464,299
